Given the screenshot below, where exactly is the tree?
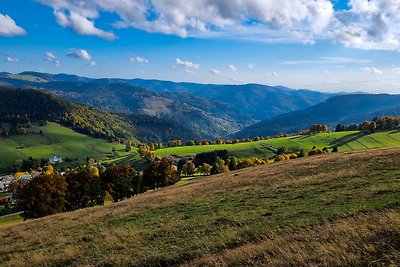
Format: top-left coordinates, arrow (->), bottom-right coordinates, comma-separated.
210,157 -> 226,175
369,121 -> 377,133
177,158 -> 188,175
276,146 -> 288,155
360,121 -> 371,134
142,158 -> 178,190
182,162 -> 196,176
298,149 -> 307,157
197,163 -> 211,175
16,174 -> 67,220
101,164 -> 139,202
65,169 -> 104,210
228,156 -> 238,171
125,143 -> 132,152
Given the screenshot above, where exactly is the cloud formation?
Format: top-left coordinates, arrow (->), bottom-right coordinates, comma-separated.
228,64 -> 237,71
130,56 -> 149,63
175,58 -> 199,69
0,13 -> 26,37
209,69 -> 221,75
54,11 -> 116,40
36,0 -> 400,51
44,51 -> 60,66
267,71 -> 279,77
361,66 -> 383,75
5,57 -> 19,63
67,49 -> 92,60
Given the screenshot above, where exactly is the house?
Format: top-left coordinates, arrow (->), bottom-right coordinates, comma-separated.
49,156 -> 63,164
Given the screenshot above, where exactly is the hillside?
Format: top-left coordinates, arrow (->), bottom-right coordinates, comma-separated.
0,87 -> 198,143
38,81 -> 245,138
0,122 -> 131,173
1,148 -> 400,266
235,94 -> 400,138
0,87 -> 139,142
155,130 -> 400,159
0,72 -> 330,137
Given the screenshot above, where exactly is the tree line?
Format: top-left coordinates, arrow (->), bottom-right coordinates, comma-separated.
336,116 -> 400,134
15,158 -> 178,220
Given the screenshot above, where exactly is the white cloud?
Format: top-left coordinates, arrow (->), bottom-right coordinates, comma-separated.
36,0 -> 400,51
0,13 -> 26,37
5,57 -> 19,63
175,58 -> 199,69
361,67 -> 383,75
267,72 -> 279,77
44,51 -> 60,67
247,63 -> 255,69
89,61 -> 97,66
281,57 -> 370,65
54,10 -> 116,40
324,70 -> 330,75
67,49 -> 92,61
130,56 -> 149,63
392,67 -> 400,74
228,64 -> 237,71
332,0 -> 400,51
209,69 -> 221,75
37,0 -> 334,42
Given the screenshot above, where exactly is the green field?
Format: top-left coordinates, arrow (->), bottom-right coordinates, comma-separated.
155,130 -> 400,159
0,122 -> 130,172
0,213 -> 23,228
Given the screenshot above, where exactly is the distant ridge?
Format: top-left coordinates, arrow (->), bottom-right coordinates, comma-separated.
0,71 -> 330,138
234,93 -> 400,138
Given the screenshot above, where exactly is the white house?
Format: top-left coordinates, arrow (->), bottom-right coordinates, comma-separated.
49,156 -> 63,164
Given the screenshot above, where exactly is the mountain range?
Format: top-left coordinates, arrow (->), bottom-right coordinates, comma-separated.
2,71 -> 400,141
234,94 -> 400,138
0,71 -> 329,138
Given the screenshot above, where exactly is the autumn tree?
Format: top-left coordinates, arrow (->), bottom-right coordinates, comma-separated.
196,163 -> 211,175
182,162 -> 196,176
16,173 -> 67,220
142,158 -> 178,190
65,169 -> 105,211
101,164 -> 140,202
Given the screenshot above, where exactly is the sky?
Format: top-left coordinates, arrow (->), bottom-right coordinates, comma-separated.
1,0 -> 400,93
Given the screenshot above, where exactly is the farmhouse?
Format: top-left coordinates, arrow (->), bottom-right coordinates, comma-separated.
49,156 -> 63,164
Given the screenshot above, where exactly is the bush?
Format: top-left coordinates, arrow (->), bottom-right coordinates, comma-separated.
308,148 -> 324,156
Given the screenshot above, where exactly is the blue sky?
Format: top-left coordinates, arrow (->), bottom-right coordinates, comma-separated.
1,0 -> 400,93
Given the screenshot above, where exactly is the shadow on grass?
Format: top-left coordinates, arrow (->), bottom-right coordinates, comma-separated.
329,132 -> 365,148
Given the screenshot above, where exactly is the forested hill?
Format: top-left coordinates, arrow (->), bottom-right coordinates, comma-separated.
0,87 -> 140,142
0,72 -> 330,138
234,94 -> 400,138
0,87 -> 199,143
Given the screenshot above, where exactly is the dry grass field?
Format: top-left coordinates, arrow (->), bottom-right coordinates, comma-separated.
1,148 -> 400,266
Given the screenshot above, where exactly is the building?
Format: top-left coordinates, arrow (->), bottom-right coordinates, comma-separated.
49,156 -> 63,164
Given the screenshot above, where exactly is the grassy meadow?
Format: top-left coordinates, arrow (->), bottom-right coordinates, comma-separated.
0,122 -> 130,172
155,130 -> 400,159
1,147 -> 400,266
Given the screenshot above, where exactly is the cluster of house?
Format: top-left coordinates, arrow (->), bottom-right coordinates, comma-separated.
0,156 -> 63,192
0,173 -> 40,192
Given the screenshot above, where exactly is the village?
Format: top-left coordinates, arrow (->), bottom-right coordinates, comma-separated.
0,155 -> 63,211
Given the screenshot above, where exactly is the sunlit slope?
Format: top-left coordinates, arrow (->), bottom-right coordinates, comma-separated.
1,147 -> 400,266
155,130 -> 400,159
0,122 -> 129,171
